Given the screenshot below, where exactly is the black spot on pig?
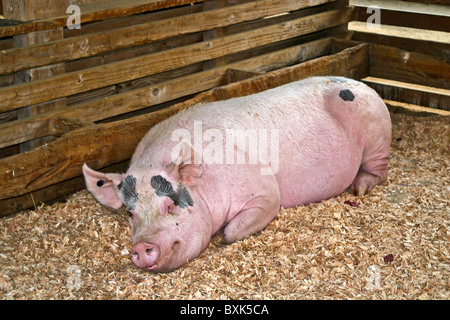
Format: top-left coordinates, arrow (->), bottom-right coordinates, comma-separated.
175,185 -> 194,208
151,175 -> 175,197
119,175 -> 139,210
151,175 -> 194,208
339,89 -> 355,102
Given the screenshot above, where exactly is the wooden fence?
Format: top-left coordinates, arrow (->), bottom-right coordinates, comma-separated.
350,0 -> 449,111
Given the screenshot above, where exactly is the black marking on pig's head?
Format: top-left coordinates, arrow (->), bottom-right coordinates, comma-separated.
151,175 -> 194,209
118,175 -> 139,210
151,175 -> 175,197
175,185 -> 194,208
339,89 -> 355,102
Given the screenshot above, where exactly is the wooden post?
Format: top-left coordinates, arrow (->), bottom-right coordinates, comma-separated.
3,0 -> 69,152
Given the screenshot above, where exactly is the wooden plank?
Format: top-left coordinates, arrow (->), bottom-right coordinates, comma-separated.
203,0 -> 229,70
351,0 -> 450,15
66,64 -> 204,107
0,146 -> 20,161
3,0 -> 69,152
352,31 -> 450,58
331,38 -> 361,52
348,21 -> 450,45
63,1 -> 203,38
369,44 -> 450,89
0,38 -> 333,148
353,6 -> 450,32
350,0 -> 449,16
0,175 -> 86,217
385,99 -> 450,116
51,117 -> 93,137
0,43 -> 369,202
362,76 -> 450,110
209,43 -> 369,100
222,4 -> 334,62
64,33 -> 203,74
327,0 -> 350,37
224,69 -> 263,84
0,115 -> 53,149
0,0 -> 335,75
0,0 -> 206,37
226,31 -> 328,66
0,7 -> 354,113
399,0 -> 449,4
0,161 -> 129,218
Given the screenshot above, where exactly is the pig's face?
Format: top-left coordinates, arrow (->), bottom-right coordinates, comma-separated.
122,172 -> 211,272
82,142 -> 208,272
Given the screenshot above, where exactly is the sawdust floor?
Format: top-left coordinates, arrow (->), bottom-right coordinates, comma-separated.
0,112 -> 448,300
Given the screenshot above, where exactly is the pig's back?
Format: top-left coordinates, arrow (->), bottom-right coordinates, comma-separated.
136,77 -> 387,207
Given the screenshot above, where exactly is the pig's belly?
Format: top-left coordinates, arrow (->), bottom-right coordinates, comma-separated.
276,137 -> 362,208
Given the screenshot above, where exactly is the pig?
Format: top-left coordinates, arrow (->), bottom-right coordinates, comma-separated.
83,76 -> 391,272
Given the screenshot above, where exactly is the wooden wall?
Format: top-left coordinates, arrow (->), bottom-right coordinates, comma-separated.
0,0 -> 355,215
349,0 -> 450,111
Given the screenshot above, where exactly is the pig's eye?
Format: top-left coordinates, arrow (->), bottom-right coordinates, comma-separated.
127,210 -> 134,218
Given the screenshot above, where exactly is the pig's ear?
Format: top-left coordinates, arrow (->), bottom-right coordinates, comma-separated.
82,163 -> 124,209
168,140 -> 203,186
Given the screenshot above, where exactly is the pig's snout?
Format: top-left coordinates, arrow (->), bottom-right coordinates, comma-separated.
130,242 -> 160,270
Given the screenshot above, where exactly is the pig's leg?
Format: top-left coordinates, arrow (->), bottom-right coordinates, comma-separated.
351,170 -> 387,196
223,201 -> 280,243
351,133 -> 391,196
223,195 -> 280,243
350,92 -> 392,196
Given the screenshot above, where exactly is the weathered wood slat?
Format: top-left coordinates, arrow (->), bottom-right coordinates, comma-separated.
351,0 -> 449,15
352,31 -> 450,58
0,174 -> 87,217
353,6 -> 450,32
209,44 -> 368,101
369,44 -> 450,89
0,116 -> 54,149
0,38 -> 333,148
224,69 -> 263,84
384,99 -> 450,116
363,76 -> 450,110
63,1 -> 203,38
0,7 -> 354,113
0,0 -> 205,37
4,0 -> 69,153
0,161 -> 129,218
0,43 -> 369,202
399,0 -> 448,4
0,0 -> 335,75
202,0 -> 230,70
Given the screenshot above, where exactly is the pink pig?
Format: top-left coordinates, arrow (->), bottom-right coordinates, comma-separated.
83,77 -> 391,272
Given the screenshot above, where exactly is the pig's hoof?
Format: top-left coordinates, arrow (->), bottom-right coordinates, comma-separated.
350,172 -> 378,196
